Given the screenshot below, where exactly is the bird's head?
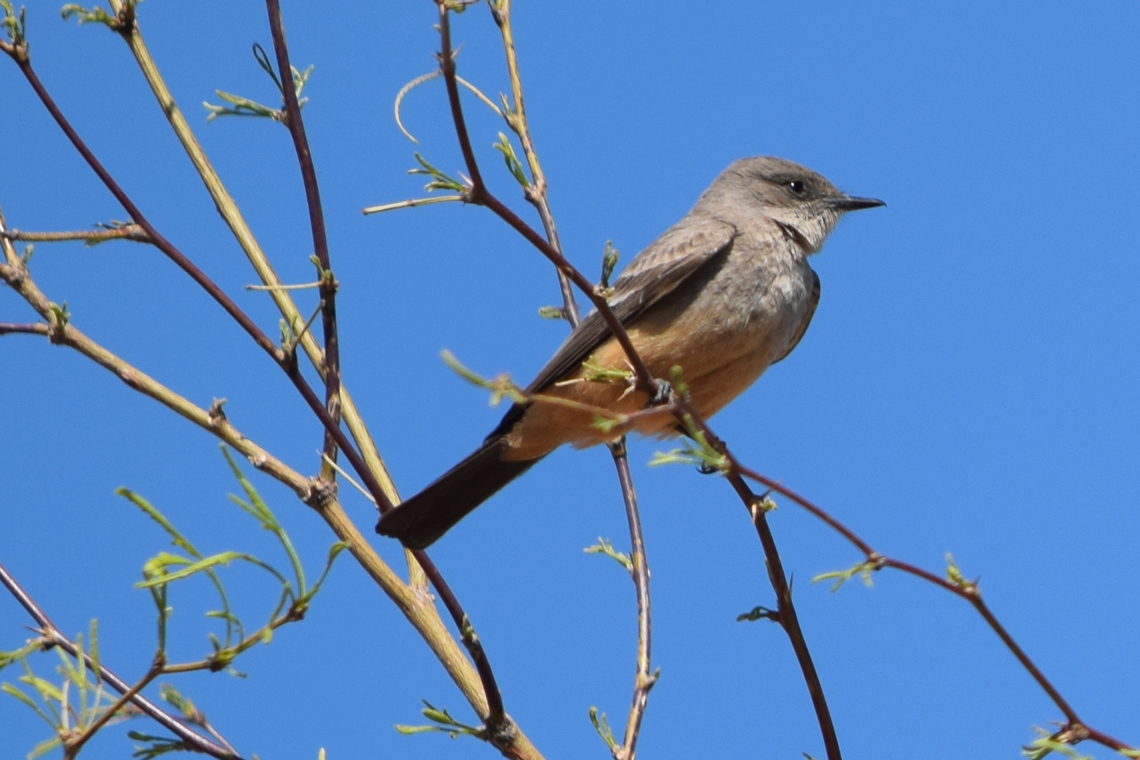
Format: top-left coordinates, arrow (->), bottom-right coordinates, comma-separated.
697,156 -> 884,253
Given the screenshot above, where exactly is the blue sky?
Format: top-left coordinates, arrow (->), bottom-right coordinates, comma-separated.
2,2 -> 1137,759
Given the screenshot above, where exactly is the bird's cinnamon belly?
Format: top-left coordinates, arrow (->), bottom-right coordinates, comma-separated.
501,312 -> 789,461
501,240 -> 814,461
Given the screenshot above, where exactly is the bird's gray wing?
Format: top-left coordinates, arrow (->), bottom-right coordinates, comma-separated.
771,267 -> 820,364
485,217 -> 736,441
525,216 -> 738,394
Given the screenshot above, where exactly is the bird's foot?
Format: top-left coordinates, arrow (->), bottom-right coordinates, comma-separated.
648,377 -> 675,407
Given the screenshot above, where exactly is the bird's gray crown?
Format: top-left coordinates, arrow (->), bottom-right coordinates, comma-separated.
692,156 -> 882,253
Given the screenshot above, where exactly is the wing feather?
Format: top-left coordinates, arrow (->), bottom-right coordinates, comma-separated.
487,217 -> 736,439
526,217 -> 737,392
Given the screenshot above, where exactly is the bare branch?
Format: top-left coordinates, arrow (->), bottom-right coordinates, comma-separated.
1,224 -> 149,244
608,438 -> 656,760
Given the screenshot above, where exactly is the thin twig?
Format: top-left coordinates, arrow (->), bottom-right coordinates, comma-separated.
64,657 -> 165,759
104,0 -> 401,512
489,0 -> 578,324
246,281 -> 320,291
0,322 -> 48,336
362,194 -> 464,215
727,475 -> 840,760
724,441 -> 1132,754
394,70 -> 503,144
0,560 -> 242,760
488,5 -> 658,740
446,7 -> 654,747
264,0 -> 342,481
285,300 -> 323,356
1,225 -> 150,244
608,438 -> 655,760
435,6 -> 652,397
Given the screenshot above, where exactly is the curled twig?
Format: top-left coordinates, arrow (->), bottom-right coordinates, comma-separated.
394,69 -> 503,144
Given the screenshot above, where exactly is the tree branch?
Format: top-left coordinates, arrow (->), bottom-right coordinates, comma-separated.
263,0 -> 343,477
0,207 -> 531,755
727,476 -> 840,760
105,0 -> 401,516
435,5 -> 655,398
488,0 -> 578,324
608,439 -> 656,760
0,560 -> 243,760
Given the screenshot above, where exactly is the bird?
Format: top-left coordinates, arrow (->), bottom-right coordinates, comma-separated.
377,156 -> 883,548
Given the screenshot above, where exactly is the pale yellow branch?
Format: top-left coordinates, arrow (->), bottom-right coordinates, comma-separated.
362,194 -> 463,215
104,1 -> 398,511
0,213 -> 492,726
394,69 -> 503,144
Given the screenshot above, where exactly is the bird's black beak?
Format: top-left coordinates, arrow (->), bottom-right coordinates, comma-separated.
830,195 -> 886,211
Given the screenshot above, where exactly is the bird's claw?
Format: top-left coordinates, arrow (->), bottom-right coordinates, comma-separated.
649,378 -> 674,407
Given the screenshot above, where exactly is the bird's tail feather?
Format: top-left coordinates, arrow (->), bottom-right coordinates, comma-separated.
376,436 -> 539,549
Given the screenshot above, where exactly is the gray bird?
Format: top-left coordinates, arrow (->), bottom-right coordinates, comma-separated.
378,156 -> 883,548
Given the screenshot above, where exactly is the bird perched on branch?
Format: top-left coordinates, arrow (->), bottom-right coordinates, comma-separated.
378,156 -> 883,548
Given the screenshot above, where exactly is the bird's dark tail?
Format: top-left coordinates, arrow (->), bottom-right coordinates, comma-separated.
376,436 -> 540,549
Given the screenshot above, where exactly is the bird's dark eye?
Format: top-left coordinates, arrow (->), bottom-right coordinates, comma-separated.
786,179 -> 806,195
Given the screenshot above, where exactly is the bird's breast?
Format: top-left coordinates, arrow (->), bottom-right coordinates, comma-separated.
642,235 -> 814,418
503,230 -> 817,455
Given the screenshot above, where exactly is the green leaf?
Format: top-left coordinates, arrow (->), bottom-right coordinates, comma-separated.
136,551 -> 246,588
583,538 -> 632,572
811,561 -> 877,592
588,706 -> 617,751
492,132 -> 530,189
118,489 -> 202,559
600,241 -> 619,289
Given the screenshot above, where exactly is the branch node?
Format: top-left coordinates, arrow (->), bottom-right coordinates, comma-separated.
748,492 -> 777,519
304,476 -> 338,512
207,398 -> 228,426
246,450 -> 270,471
46,302 -> 70,344
482,712 -> 519,749
117,365 -> 143,390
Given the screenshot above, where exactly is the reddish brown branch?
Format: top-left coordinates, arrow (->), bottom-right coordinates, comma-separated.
727,476 -> 841,760
435,7 -> 655,399
263,1 -> 506,732
263,0 -> 343,469
730,461 -> 1129,752
413,550 -> 508,725
9,56 -> 279,360
432,6 -> 831,753
608,439 -> 655,760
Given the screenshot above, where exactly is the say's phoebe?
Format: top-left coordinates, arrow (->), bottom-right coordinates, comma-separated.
378,156 -> 883,548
